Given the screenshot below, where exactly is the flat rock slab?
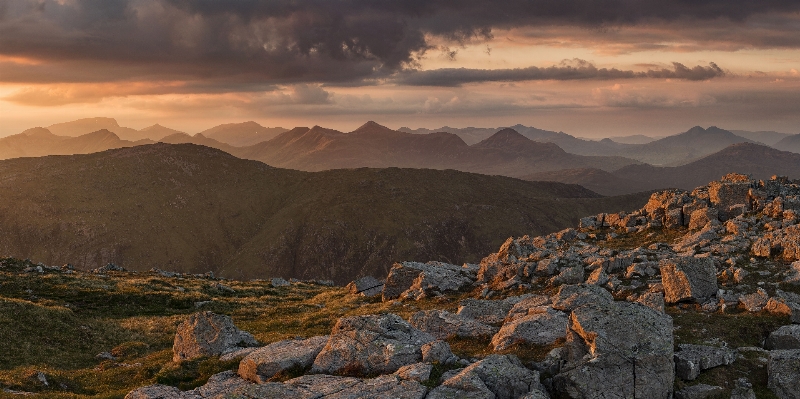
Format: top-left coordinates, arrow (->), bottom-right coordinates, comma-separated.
660,256 -> 717,304
551,284 -> 613,312
766,324 -> 800,350
311,313 -> 435,375
674,344 -> 737,381
172,311 -> 258,362
492,307 -> 568,351
505,295 -> 553,321
409,309 -> 497,340
238,336 -> 329,383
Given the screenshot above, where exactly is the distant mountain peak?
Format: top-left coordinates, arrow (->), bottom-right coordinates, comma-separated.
352,121 -> 394,134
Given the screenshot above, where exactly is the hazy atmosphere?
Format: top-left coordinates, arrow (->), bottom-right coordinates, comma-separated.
2,0 -> 800,136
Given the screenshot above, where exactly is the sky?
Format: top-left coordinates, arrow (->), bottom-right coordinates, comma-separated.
1,0 -> 800,138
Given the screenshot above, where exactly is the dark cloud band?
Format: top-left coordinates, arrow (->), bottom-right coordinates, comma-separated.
394,61 -> 726,86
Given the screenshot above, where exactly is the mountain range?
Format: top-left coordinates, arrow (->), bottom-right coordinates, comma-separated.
525,143 -> 800,195
0,143 -> 651,283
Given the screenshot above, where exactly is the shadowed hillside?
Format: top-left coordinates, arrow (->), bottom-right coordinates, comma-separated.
0,143 -> 650,283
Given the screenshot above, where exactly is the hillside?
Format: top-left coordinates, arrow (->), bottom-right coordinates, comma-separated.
200,122 -> 288,147
3,174 -> 800,398
158,132 -> 238,154
523,167 -> 654,196
730,129 -> 793,146
234,122 -> 640,176
0,143 -> 650,284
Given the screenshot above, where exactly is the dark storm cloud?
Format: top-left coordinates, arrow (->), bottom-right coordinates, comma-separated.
395,60 -> 726,86
0,0 -> 796,85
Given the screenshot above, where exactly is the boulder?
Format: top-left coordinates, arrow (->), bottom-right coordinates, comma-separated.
660,257 -> 718,304
394,363 -> 432,382
549,265 -> 584,286
124,385 -> 184,399
346,276 -> 384,297
768,349 -> 800,399
238,336 -> 329,383
739,289 -> 769,312
688,208 -> 718,230
551,284 -> 613,312
505,295 -> 553,321
409,310 -> 497,340
492,307 -> 568,351
674,344 -> 737,381
427,355 -> 545,399
552,301 -> 674,399
766,325 -> 800,350
186,370 -> 249,398
421,340 -> 459,365
457,295 -> 534,325
708,175 -> 752,221
271,278 -> 290,287
311,313 -> 435,375
730,378 -> 756,399
172,311 -> 258,362
382,261 -> 476,301
637,292 -> 666,313
674,384 -> 725,399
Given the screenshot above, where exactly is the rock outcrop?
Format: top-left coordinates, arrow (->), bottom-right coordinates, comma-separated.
311,313 -> 435,375
172,311 -> 258,362
409,310 -> 497,340
382,261 -> 477,301
660,257 -> 717,304
238,336 -> 329,383
553,301 -> 674,399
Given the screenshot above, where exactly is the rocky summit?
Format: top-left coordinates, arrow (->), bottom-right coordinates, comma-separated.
5,173 -> 800,398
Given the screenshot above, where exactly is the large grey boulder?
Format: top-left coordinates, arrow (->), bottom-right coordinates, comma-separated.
311,313 -> 435,375
382,261 -> 476,301
768,349 -> 800,399
766,325 -> 800,350
492,307 -> 568,351
551,284 -> 613,312
172,311 -> 258,362
552,301 -> 674,399
427,355 -> 546,399
674,344 -> 737,381
409,310 -> 497,340
660,257 -> 718,304
238,336 -> 329,383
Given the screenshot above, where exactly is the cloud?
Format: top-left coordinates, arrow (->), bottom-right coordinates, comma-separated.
394,60 -> 725,86
0,0 -> 796,88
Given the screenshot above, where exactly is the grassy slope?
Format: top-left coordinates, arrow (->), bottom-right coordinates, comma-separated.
0,144 -> 651,283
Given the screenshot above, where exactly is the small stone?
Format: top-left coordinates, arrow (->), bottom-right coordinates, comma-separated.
394,363 -> 432,382
270,278 -> 290,287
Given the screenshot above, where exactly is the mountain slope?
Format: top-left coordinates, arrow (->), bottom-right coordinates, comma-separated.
47,117 -> 141,140
0,143 -> 651,283
158,132 -> 238,154
0,128 -> 146,160
731,129 -> 793,146
200,121 -> 288,147
523,168 -> 654,196
772,134 -> 800,154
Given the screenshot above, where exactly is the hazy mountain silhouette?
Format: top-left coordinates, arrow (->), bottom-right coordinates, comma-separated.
730,130 -> 793,146
0,143 -> 651,283
200,121 -> 288,147
771,134 -> 800,154
234,122 -> 640,176
158,132 -> 238,154
0,128 -> 149,160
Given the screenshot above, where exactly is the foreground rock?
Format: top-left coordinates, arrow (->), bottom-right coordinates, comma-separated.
346,276 -> 384,297
768,350 -> 800,399
427,355 -> 547,399
553,301 -> 674,399
409,310 -> 497,340
311,313 -> 435,375
674,344 -> 737,381
766,325 -> 800,350
172,311 -> 258,362
660,257 -> 717,304
492,307 -> 568,351
238,336 -> 329,383
382,261 -> 477,301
